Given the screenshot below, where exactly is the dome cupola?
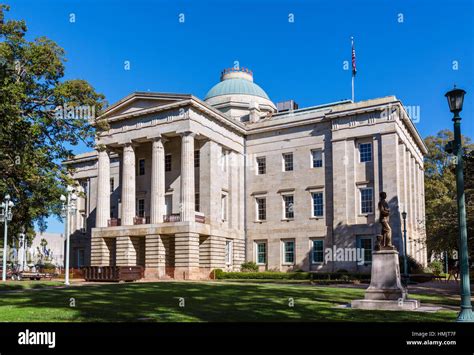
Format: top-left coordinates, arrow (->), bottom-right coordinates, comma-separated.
204,67 -> 276,123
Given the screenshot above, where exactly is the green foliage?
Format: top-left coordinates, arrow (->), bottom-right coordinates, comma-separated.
37,262 -> 56,270
240,261 -> 259,272
424,130 -> 474,257
428,260 -> 444,276
213,270 -> 371,281
0,5 -> 107,240
399,255 -> 424,274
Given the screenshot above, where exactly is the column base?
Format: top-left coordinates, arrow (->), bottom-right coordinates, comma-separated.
456,307 -> 474,322
174,267 -> 201,280
351,299 -> 420,311
144,267 -> 166,280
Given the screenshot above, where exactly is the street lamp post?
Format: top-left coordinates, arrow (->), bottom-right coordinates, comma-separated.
0,194 -> 14,281
445,86 -> 474,322
18,227 -> 26,272
401,211 -> 409,285
61,187 -> 77,286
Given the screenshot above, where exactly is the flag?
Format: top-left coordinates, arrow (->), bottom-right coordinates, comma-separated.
351,37 -> 357,76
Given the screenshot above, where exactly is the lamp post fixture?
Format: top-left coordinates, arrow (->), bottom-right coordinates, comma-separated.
444,86 -> 474,322
0,194 -> 14,281
401,211 -> 409,285
61,187 -> 77,286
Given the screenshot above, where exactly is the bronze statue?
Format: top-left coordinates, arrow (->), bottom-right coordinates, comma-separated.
375,191 -> 394,250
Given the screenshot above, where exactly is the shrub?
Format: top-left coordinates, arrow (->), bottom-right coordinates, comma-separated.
240,262 -> 259,272
398,255 -> 424,274
36,263 -> 56,272
429,260 -> 443,276
214,271 -> 370,281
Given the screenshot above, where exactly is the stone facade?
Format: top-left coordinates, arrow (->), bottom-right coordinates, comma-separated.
65,68 -> 428,279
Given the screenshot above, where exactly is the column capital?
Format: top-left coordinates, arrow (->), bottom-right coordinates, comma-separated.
147,135 -> 168,144
95,144 -> 110,153
178,130 -> 197,138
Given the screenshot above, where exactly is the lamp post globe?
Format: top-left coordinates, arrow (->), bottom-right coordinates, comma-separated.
445,87 -> 466,115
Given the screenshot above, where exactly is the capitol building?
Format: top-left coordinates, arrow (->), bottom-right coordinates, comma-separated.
65,67 -> 428,279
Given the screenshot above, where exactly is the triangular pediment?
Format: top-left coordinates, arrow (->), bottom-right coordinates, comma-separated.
100,92 -> 193,119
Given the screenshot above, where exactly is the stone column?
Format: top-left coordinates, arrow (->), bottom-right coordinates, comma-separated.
199,235 -> 226,270
407,151 -> 414,255
150,137 -> 165,224
90,232 -> 110,266
180,132 -> 195,222
145,234 -> 165,278
96,148 -> 110,228
373,136 -> 380,218
116,236 -> 136,266
331,139 -> 349,225
229,151 -> 239,229
121,143 -> 136,226
200,140 -> 221,224
174,232 -> 200,279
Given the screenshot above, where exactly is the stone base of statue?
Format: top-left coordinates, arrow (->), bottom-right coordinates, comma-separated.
351,248 -> 420,311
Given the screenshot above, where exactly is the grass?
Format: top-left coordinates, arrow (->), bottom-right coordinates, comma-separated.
0,281 -> 460,322
0,281 -> 64,291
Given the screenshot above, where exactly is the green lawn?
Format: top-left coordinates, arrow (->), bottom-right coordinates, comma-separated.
0,281 -> 64,291
0,281 -> 459,322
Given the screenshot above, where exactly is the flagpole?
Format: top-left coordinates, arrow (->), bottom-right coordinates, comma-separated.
351,36 -> 356,102
352,73 -> 354,102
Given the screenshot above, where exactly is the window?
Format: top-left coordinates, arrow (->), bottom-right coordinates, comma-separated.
283,195 -> 294,219
311,150 -> 323,168
283,240 -> 295,264
359,143 -> 372,163
283,153 -> 293,171
110,178 -> 114,193
357,237 -> 373,264
256,242 -> 266,264
360,188 -> 373,214
77,249 -> 85,268
80,180 -> 88,194
137,199 -> 145,217
165,154 -> 172,172
81,213 -> 87,233
256,157 -> 266,175
138,158 -> 145,175
165,195 -> 172,215
225,240 -> 233,265
312,240 -> 324,263
194,150 -> 200,168
195,193 -> 200,212
221,193 -> 227,221
312,192 -> 324,217
256,197 -> 266,221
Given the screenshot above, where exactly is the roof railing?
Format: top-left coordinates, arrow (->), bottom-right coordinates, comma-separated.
221,67 -> 253,77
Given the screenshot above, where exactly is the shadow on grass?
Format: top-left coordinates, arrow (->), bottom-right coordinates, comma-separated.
0,282 -> 457,322
0,281 -> 63,291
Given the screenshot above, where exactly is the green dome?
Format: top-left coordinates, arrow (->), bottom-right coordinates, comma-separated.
204,78 -> 270,100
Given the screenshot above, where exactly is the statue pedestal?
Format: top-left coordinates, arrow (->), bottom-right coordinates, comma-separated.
351,249 -> 420,311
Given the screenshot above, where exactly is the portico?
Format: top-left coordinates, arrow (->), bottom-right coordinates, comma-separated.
87,94 -> 246,280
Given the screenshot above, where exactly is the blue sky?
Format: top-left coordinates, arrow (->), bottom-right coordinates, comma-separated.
6,0 -> 474,233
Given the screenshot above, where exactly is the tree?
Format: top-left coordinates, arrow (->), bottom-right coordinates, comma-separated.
424,129 -> 473,258
0,5 -> 107,244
